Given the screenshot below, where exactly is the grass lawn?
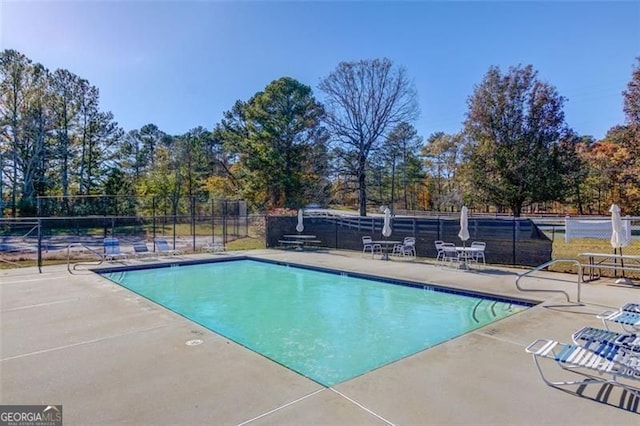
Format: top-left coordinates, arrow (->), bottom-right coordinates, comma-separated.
550,237 -> 640,278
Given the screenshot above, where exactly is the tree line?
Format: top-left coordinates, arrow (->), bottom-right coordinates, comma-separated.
1,49 -> 639,218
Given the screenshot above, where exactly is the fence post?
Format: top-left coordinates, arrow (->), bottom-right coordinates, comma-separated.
211,198 -> 215,245
512,218 -> 516,266
37,218 -> 42,273
152,197 -> 157,250
191,196 -> 196,252
172,197 -> 177,249
223,200 -> 228,246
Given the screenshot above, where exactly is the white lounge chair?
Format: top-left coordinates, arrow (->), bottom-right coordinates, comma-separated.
526,337 -> 640,398
572,326 -> 640,353
154,238 -> 179,255
362,236 -> 382,258
597,303 -> 640,332
104,237 -> 128,262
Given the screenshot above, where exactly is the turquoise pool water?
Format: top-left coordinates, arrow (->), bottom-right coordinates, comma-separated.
102,259 -> 530,386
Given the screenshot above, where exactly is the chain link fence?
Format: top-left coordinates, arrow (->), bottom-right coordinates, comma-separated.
0,196 -> 250,270
3,201 -> 639,281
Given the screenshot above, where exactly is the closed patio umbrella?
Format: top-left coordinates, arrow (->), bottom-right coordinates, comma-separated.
382,207 -> 392,238
610,203 -> 630,283
296,209 -> 304,233
610,204 -> 624,253
457,206 -> 471,269
458,206 -> 470,246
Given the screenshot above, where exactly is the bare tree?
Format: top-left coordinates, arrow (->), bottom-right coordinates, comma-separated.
319,58 -> 418,216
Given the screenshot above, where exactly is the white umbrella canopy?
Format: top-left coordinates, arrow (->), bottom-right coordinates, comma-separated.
296,209 -> 304,233
458,206 -> 470,244
609,203 -> 632,284
382,207 -> 392,238
610,203 -> 627,250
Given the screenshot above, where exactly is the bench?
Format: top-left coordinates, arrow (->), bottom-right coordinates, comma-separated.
578,252 -> 640,283
277,236 -> 322,251
278,240 -> 304,249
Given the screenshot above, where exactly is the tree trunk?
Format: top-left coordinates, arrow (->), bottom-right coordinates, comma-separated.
390,155 -> 396,212
512,203 -> 522,217
358,154 -> 367,216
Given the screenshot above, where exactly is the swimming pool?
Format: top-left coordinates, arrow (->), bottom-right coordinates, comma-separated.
101,258 -> 532,386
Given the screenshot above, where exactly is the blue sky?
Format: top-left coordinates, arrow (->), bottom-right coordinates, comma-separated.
2,1 -> 639,140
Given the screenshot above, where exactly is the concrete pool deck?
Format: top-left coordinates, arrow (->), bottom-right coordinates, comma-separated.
1,249 -> 639,424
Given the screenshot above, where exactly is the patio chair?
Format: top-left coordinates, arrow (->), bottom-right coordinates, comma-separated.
392,237 -> 416,258
597,303 -> 640,332
133,241 -> 155,258
362,236 -> 382,258
104,237 -> 128,262
525,337 -> 640,398
154,238 -> 179,255
440,242 -> 460,266
434,240 -> 445,263
469,241 -> 486,265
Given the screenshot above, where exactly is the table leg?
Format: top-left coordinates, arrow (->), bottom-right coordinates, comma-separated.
381,246 -> 389,260
458,251 -> 470,270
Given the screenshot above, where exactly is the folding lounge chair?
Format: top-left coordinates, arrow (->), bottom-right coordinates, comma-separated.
572,326 -> 640,353
133,241 -> 155,258
104,237 -> 128,262
155,238 -> 179,255
526,337 -> 640,398
597,303 -> 640,332
203,242 -> 225,253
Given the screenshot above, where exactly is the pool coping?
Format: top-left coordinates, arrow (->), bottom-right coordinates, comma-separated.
98,257 -> 535,387
95,255 -> 539,307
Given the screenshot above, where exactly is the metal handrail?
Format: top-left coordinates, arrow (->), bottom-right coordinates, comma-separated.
67,242 -> 105,273
515,258 -> 582,303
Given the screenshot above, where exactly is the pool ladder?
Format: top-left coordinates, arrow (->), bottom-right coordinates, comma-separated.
515,258 -> 582,303
471,299 -> 507,323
